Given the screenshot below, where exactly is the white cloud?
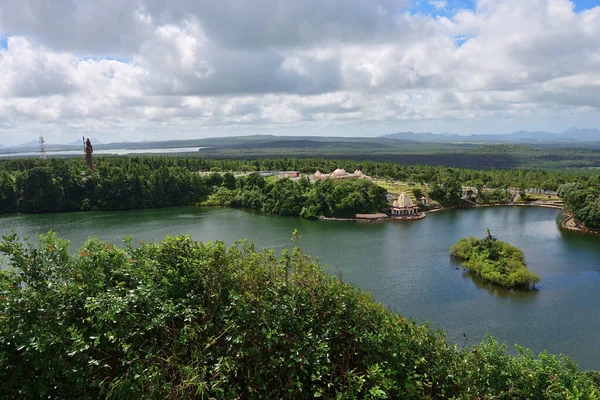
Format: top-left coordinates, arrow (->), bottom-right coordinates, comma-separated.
0,0 -> 600,145
430,1 -> 447,10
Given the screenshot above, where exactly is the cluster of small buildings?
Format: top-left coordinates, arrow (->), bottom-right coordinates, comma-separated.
313,169 -> 370,181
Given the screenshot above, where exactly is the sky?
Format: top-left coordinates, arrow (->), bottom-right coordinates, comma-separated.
0,0 -> 599,145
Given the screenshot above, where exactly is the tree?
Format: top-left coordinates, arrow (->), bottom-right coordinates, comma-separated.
16,167 -> 61,213
0,171 -> 17,212
412,188 -> 423,200
221,172 -> 237,190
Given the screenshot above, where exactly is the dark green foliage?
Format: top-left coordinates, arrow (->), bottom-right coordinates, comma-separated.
478,188 -> 510,203
412,187 -> 423,200
0,232 -> 596,399
427,169 -> 464,203
160,135 -> 600,169
450,230 -> 540,289
15,167 -> 62,213
1,156 -> 599,219
203,174 -> 388,218
558,182 -> 600,228
586,371 -> 600,390
0,158 -> 211,213
0,171 -> 17,212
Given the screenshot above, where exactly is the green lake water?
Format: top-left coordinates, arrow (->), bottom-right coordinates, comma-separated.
1,206 -> 599,369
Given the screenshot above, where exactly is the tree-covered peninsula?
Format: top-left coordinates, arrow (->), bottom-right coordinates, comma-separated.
450,230 -> 540,289
0,232 -> 596,399
558,181 -> 600,229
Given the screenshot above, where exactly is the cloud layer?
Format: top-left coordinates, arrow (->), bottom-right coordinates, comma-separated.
0,0 -> 599,144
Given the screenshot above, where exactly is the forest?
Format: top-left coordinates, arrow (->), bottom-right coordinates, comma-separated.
0,232 -> 597,398
558,181 -> 600,229
0,156 -> 599,220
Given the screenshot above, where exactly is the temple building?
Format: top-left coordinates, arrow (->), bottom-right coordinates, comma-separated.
390,192 -> 420,217
313,168 -> 370,181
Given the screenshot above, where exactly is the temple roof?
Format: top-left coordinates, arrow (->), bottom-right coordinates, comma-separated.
394,192 -> 414,208
331,168 -> 346,177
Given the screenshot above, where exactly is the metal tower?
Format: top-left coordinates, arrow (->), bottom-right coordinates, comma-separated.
39,136 -> 47,160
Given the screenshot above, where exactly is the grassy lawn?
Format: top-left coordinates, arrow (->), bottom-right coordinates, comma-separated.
524,193 -> 560,201
373,179 -> 439,205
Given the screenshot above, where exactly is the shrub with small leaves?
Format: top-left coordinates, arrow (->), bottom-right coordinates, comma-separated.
0,231 -> 596,399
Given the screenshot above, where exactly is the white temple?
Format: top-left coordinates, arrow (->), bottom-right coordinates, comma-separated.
313,168 -> 369,181
390,192 -> 420,217
331,168 -> 347,177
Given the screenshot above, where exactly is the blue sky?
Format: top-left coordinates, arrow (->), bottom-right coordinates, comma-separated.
572,0 -> 600,11
410,0 -> 475,16
410,0 -> 598,15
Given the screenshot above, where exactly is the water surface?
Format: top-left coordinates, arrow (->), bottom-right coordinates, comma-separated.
1,206 -> 599,369
0,147 -> 205,158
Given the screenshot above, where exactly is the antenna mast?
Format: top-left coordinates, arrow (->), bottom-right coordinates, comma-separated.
39,136 -> 46,160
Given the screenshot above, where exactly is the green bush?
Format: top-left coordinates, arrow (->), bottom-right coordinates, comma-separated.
0,232 -> 595,399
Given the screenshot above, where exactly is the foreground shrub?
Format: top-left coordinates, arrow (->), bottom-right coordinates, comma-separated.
0,232 -> 596,399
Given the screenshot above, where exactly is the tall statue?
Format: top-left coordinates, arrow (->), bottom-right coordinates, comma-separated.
84,138 -> 94,169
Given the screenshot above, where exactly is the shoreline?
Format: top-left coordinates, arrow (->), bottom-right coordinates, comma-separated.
320,202 -> 565,223
319,202 -> 600,236
320,212 -> 426,222
561,214 -> 600,235
4,202 -> 599,236
426,201 -> 564,213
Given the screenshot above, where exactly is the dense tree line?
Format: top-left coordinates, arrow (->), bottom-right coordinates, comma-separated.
0,158 -> 387,217
203,173 -> 388,218
558,178 -> 600,228
0,232 -> 597,398
0,156 -> 597,215
0,160 -> 208,213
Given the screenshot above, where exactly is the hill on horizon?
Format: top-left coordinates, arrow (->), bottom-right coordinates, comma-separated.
382,127 -> 600,143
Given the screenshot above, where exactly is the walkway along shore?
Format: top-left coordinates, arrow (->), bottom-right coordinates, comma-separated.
321,201 -> 600,236
561,214 -> 600,235
426,201 -> 564,213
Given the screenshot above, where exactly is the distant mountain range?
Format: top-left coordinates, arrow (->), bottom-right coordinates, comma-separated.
1,128 -> 599,152
0,137 -> 104,149
66,138 -> 104,146
382,127 -> 600,143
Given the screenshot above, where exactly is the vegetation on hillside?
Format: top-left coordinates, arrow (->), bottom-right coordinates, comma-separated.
450,230 -> 540,289
1,156 -> 597,215
185,138 -> 600,169
0,231 -> 596,399
558,180 -> 600,228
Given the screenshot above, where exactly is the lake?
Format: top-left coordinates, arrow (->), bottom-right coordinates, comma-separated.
1,206 -> 599,369
0,147 -> 206,158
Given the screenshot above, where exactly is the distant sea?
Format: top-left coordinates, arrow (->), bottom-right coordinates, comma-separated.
0,147 -> 207,158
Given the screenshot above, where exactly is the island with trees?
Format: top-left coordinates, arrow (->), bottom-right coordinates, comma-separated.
450,230 -> 540,289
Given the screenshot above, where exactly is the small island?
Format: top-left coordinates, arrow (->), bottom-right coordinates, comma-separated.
450,229 -> 540,290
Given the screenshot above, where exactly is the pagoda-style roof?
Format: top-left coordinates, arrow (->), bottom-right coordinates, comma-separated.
392,192 -> 415,208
